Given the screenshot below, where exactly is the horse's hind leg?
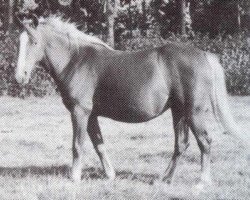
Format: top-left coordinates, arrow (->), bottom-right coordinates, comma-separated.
162,108 -> 189,184
189,107 -> 212,187
87,113 -> 115,180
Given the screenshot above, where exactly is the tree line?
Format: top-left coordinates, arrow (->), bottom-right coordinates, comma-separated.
1,0 -> 250,47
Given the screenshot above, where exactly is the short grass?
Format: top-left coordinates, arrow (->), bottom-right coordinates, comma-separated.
0,96 -> 249,199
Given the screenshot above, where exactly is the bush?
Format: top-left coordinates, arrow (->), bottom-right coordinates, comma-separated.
192,32 -> 250,95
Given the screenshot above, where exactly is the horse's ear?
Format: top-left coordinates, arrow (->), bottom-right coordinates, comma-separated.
16,12 -> 39,29
29,13 -> 39,28
16,12 -> 39,38
15,12 -> 23,25
21,20 -> 36,38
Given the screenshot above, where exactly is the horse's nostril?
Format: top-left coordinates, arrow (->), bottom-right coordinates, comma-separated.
24,71 -> 27,76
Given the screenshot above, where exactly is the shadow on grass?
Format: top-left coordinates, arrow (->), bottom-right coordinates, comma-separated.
0,165 -> 70,178
0,165 -> 160,184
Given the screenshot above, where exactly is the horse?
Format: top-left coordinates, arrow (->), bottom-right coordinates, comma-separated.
15,15 -> 240,188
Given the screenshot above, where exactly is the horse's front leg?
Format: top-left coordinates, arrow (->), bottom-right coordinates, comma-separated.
87,113 -> 115,180
70,105 -> 89,182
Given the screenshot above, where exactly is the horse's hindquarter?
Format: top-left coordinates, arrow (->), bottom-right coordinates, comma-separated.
94,49 -> 170,122
158,43 -> 214,110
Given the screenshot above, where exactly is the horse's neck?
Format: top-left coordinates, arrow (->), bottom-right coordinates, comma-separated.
44,32 -> 72,77
43,30 -> 115,88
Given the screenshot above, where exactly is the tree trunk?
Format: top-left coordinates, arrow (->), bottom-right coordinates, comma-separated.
106,12 -> 115,47
104,0 -> 117,48
179,0 -> 186,35
128,0 -> 132,38
237,0 -> 241,32
8,0 -> 14,33
141,0 -> 147,36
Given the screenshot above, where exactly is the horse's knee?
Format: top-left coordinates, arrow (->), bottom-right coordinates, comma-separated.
176,120 -> 190,155
194,128 -> 212,154
180,140 -> 190,153
72,146 -> 80,159
175,140 -> 189,157
201,134 -> 212,154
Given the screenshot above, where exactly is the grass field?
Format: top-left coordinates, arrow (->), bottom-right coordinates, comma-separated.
0,96 -> 249,199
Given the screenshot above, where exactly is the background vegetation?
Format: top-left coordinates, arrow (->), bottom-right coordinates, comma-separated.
0,0 -> 249,96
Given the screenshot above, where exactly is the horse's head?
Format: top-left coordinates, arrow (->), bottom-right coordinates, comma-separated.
15,14 -> 45,84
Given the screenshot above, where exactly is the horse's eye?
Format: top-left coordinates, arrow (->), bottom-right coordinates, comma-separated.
30,38 -> 38,45
29,40 -> 37,45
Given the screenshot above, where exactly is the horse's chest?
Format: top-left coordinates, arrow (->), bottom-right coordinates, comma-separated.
60,68 -> 96,111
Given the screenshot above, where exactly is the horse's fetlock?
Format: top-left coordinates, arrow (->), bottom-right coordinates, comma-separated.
202,143 -> 211,154
174,151 -> 181,157
72,148 -> 79,158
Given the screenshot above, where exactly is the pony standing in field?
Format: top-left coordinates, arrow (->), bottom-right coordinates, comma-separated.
15,15 -> 239,188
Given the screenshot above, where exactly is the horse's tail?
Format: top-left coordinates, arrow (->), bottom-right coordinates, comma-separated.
206,53 -> 240,136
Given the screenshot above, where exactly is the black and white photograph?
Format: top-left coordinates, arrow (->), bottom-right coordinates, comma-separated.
0,0 -> 249,199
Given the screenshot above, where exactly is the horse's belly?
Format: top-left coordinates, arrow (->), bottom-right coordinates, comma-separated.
101,107 -> 154,122
96,89 -> 169,123
95,61 -> 170,122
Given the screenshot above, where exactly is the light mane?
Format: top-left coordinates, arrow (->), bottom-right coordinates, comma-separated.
42,16 -> 113,50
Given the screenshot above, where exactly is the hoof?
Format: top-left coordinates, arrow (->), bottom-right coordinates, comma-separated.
106,170 -> 116,181
192,180 -> 213,195
200,175 -> 213,186
162,176 -> 173,184
71,175 -> 81,183
70,169 -> 82,183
